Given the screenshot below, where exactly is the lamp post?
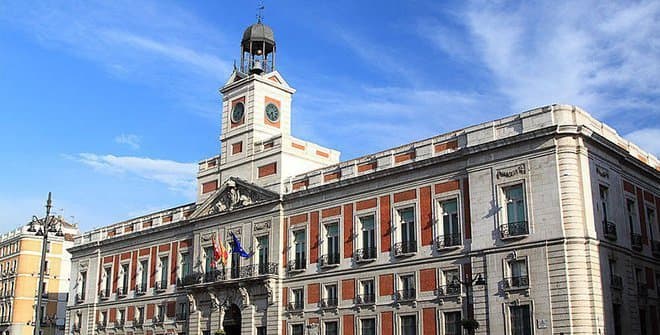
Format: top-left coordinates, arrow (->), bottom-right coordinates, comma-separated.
27,192 -> 64,335
451,272 -> 486,335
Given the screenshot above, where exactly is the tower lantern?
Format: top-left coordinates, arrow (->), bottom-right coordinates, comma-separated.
240,18 -> 276,74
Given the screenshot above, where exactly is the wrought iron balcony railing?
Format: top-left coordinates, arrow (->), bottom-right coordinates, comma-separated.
75,293 -> 85,302
204,269 -> 226,283
180,272 -> 202,286
355,293 -> 375,305
504,275 -> 530,289
154,279 -> 167,292
394,288 -> 416,302
603,221 -> 617,240
435,233 -> 462,250
116,286 -> 128,298
287,301 -> 304,311
354,247 -> 377,262
319,297 -> 338,308
638,283 -> 648,297
287,258 -> 306,273
393,240 -> 417,256
135,283 -> 147,295
652,240 -> 660,257
611,275 -> 623,290
500,221 -> 529,239
98,289 -> 110,300
631,233 -> 643,250
319,253 -> 340,267
436,283 -> 461,297
239,263 -> 278,278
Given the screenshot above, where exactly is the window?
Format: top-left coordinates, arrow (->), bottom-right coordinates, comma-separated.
139,260 -> 148,292
292,230 -> 306,270
439,269 -> 461,296
325,321 -> 338,335
257,236 -> 269,274
444,311 -> 461,335
79,271 -> 87,300
360,318 -> 376,335
358,279 -> 375,304
322,223 -> 340,266
438,198 -> 461,247
613,304 -> 622,335
506,259 -> 529,289
357,215 -> 377,260
136,306 -> 144,324
501,184 -> 528,238
599,185 -> 610,223
323,284 -> 338,307
204,246 -> 214,273
100,311 -> 107,326
120,264 -> 129,294
627,199 -> 640,236
180,252 -> 192,278
117,309 -> 124,325
396,207 -> 417,254
292,288 -> 304,310
159,256 -> 169,289
510,305 -> 531,335
291,324 -> 304,335
257,326 -> 266,335
398,274 -> 415,301
400,315 -> 417,335
647,207 -> 657,244
640,308 -> 647,335
103,267 -> 111,296
609,259 -> 622,290
157,305 -> 165,322
178,302 -> 188,320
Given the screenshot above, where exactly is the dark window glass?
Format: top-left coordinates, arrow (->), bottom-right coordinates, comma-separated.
444,311 -> 461,335
361,318 -> 376,335
511,305 -> 531,335
401,315 -> 416,335
325,321 -> 338,335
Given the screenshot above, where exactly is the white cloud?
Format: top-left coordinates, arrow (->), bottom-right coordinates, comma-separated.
69,153 -> 197,196
419,0 -> 660,120
114,134 -> 141,150
625,128 -> 660,157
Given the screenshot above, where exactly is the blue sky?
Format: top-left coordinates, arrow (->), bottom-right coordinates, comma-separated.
1,0 -> 658,232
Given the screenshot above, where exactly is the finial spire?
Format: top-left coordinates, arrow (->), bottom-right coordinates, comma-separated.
257,1 -> 265,23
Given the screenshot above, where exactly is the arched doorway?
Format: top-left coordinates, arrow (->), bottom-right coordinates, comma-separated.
223,304 -> 241,335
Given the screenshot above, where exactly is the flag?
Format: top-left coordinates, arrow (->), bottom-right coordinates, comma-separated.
230,232 -> 253,258
211,233 -> 221,268
219,238 -> 229,266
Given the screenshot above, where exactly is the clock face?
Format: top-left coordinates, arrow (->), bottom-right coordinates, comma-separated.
265,103 -> 279,123
231,102 -> 245,123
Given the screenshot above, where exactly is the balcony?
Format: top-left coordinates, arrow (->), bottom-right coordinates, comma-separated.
436,283 -> 461,297
116,319 -> 125,328
75,293 -> 85,302
96,322 -> 106,331
393,240 -> 417,257
239,263 -> 279,278
116,286 -> 128,298
180,272 -> 202,287
355,294 -> 375,305
435,233 -> 462,250
98,289 -> 110,300
287,258 -> 306,274
154,279 -> 167,293
504,275 -> 530,290
611,275 -> 623,290
631,233 -> 643,251
319,297 -> 338,309
637,283 -> 648,297
319,253 -> 340,268
603,221 -> 617,240
394,288 -> 416,302
652,240 -> 660,257
152,315 -> 164,325
135,283 -> 148,296
176,313 -> 188,322
500,221 -> 529,239
287,301 -> 304,312
354,247 -> 377,263
204,269 -> 226,283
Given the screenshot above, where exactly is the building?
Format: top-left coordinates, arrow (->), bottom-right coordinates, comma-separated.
65,20 -> 660,335
0,218 -> 79,335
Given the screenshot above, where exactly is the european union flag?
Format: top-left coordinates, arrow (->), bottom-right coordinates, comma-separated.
230,232 -> 253,258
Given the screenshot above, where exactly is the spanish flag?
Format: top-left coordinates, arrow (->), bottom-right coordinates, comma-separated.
219,238 -> 229,266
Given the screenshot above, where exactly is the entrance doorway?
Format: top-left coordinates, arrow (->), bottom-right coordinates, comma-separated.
223,304 -> 241,335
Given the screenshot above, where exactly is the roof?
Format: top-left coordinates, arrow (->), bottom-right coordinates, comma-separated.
242,22 -> 275,44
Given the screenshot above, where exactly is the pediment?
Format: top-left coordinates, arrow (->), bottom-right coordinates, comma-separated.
191,177 -> 279,218
223,69 -> 248,87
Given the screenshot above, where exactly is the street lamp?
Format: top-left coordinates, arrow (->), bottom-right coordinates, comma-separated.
28,192 -> 64,335
450,272 -> 486,335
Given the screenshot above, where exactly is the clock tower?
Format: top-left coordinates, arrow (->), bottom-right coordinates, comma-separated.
197,19 -> 340,200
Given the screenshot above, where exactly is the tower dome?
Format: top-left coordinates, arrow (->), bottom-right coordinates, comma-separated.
240,21 -> 276,74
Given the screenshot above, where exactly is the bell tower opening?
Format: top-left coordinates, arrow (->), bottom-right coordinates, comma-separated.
240,17 -> 275,74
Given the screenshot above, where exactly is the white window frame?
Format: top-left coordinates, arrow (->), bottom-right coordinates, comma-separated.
439,309 -> 463,335
433,192 -> 463,248
392,202 -> 419,253
354,210 -> 379,260
290,227 -> 308,268
321,317 -> 341,335
505,302 -> 535,335
396,311 -> 420,335
321,219 -> 341,264
357,316 -> 378,335
137,257 -> 149,291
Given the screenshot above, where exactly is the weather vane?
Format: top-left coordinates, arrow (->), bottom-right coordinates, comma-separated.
257,1 -> 265,23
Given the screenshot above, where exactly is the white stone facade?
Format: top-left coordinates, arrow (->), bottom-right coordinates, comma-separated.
65,22 -> 659,335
